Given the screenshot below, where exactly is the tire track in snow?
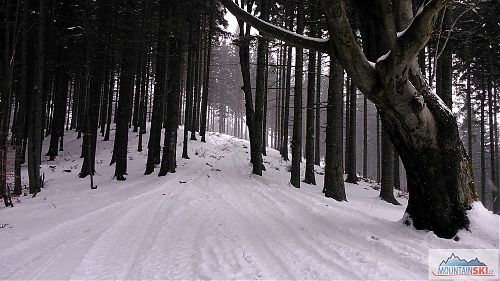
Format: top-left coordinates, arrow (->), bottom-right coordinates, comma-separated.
0,159 -> 204,279
213,143 -> 421,279
70,160 -> 211,279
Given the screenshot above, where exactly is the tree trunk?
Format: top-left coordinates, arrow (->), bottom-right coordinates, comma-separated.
494,85 -> 500,214
46,51 -> 69,160
345,80 -> 358,183
487,73 -> 496,193
159,5 -> 183,176
304,15 -> 317,185
323,56 -> 346,201
380,125 -> 400,205
219,0 -> 478,239
145,0 -> 168,174
236,0 -> 263,174
14,0 -> 32,195
252,0 -> 268,175
290,0 -> 304,188
315,52 -> 321,165
262,50 -> 268,156
394,152 -> 401,190
132,51 -> 143,133
28,0 -> 47,195
280,44 -> 292,161
363,96 -> 368,178
103,67 -> 114,141
376,115 -> 380,182
200,17 -> 213,143
182,20 -> 195,159
480,79 -> 486,203
112,52 -> 135,180
79,1 -> 107,181
190,20 -> 201,141
344,78 -> 350,172
466,68 -> 472,158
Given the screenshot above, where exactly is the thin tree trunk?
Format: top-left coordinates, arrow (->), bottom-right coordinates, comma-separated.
104,67 -> 114,141
262,49 -> 268,156
380,125 -> 400,204
394,152 -> 400,190
280,44 -> 292,161
290,0 -> 304,188
480,78 -> 486,203
363,96 -> 368,178
487,73 -> 496,192
314,52 -> 321,165
200,15 -> 213,143
145,0 -> 168,173
190,20 -> 201,141
304,46 -> 316,184
345,80 -> 358,183
466,67 -> 472,158
182,19 -> 195,159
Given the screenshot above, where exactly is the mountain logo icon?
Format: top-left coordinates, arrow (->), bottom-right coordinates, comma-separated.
429,249 -> 498,279
439,253 -> 487,267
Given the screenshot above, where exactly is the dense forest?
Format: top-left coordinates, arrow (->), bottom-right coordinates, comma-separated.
0,0 -> 498,240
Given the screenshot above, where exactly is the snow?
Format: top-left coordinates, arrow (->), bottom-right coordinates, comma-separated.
376,50 -> 391,63
0,127 -> 498,279
397,4 -> 424,38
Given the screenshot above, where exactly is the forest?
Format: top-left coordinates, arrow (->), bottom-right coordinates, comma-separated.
0,0 -> 499,240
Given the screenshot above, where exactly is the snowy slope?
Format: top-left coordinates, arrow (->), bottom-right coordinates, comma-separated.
0,127 -> 498,280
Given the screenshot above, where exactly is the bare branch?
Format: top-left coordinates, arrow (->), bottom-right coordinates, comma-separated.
320,0 -> 377,95
218,0 -> 330,52
388,0 -> 450,72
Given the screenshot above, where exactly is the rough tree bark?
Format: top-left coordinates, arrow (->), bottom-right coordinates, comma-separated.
252,0 -> 268,175
158,0 -> 183,176
220,0 -> 477,238
290,0 -> 304,188
235,0 -> 264,174
111,1 -> 136,181
28,0 -> 47,194
304,8 -> 317,185
345,80 -> 358,184
315,52 -> 322,166
280,44 -> 292,161
200,13 -> 213,143
78,9 -> 105,181
323,56 -> 346,201
182,18 -> 195,159
380,126 -> 400,205
145,0 -> 168,174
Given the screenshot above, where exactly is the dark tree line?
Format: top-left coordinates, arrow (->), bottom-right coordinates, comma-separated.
0,0 -> 225,201
0,0 -> 498,239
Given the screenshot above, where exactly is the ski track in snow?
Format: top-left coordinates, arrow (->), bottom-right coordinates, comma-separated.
0,129 -> 498,280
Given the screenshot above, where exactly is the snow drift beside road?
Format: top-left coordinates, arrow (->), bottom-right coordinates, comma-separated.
0,128 -> 498,280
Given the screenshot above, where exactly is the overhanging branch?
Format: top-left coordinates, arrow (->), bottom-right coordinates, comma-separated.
218,0 -> 330,53
320,0 -> 377,95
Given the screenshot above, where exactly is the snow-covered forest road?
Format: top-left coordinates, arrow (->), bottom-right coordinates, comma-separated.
0,130 -> 498,280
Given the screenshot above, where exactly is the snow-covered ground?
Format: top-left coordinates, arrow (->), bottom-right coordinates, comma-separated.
0,127 -> 498,280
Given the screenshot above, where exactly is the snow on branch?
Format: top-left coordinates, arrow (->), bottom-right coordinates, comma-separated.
390,0 -> 450,69
218,0 -> 330,52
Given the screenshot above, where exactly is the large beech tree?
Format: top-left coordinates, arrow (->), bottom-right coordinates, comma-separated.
219,0 -> 477,239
